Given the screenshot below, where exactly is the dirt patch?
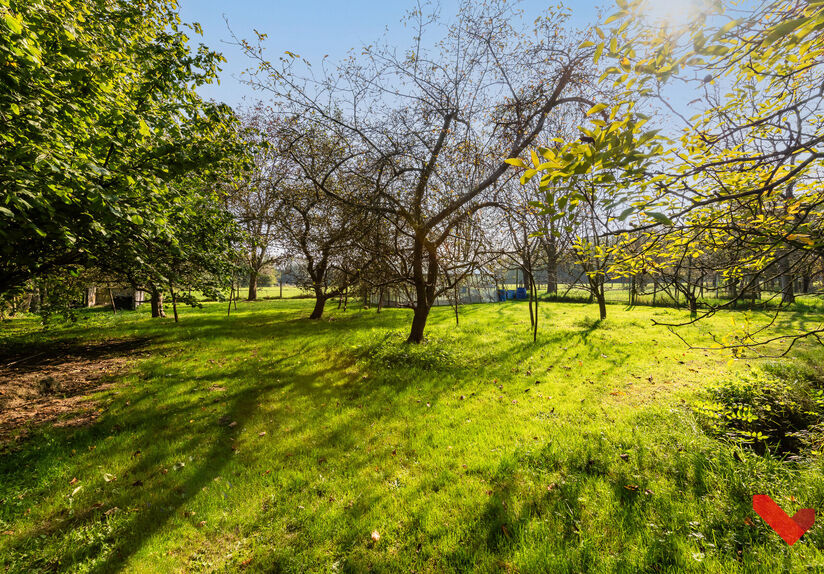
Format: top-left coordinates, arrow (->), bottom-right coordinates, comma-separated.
0,338 -> 150,447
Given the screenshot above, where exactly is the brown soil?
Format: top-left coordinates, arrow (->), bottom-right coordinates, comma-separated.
0,338 -> 149,447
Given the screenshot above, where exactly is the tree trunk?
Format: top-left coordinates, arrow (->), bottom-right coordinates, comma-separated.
802,271 -> 812,294
728,277 -> 739,301
453,283 -> 460,327
546,254 -> 558,294
527,271 -> 535,328
377,287 -> 384,314
406,237 -> 437,343
29,286 -> 41,313
592,276 -> 607,321
248,269 -> 258,301
150,288 -> 165,318
37,282 -> 46,311
108,287 -> 117,314
408,303 -> 431,343
780,180 -> 796,305
310,290 -> 326,320
169,281 -> 179,323
531,276 -> 538,342
779,256 -> 795,304
687,293 -> 698,318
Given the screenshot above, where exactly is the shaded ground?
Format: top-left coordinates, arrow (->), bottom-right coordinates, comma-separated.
0,338 -> 150,448
0,300 -> 822,573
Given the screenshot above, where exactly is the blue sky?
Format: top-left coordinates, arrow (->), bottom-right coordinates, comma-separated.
178,0 -> 605,109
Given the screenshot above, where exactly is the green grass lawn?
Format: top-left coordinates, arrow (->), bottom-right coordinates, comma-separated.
1,298 -> 823,573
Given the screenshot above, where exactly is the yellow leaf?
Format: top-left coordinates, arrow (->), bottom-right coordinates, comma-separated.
505,158 -> 526,168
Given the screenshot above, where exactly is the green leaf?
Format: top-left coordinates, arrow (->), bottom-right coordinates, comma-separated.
138,118 -> 151,137
646,212 -> 672,226
505,158 -> 527,168
3,12 -> 23,35
764,17 -> 807,44
618,207 -> 635,221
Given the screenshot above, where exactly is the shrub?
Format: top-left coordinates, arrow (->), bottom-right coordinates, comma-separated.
693,363 -> 824,457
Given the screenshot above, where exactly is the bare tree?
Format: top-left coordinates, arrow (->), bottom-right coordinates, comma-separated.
271,120 -> 377,319
238,1 -> 594,342
228,107 -> 288,301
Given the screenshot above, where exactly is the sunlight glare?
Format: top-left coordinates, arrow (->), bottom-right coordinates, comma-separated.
641,0 -> 706,27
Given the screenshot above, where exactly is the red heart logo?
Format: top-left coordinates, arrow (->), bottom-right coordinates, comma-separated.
753,495 -> 815,546
792,507 -> 815,532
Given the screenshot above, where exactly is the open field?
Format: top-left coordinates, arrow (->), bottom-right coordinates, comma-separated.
1,298 -> 823,573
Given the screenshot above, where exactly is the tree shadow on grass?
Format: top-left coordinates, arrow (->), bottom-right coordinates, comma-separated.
0,312 -> 447,573
7,345 -> 333,565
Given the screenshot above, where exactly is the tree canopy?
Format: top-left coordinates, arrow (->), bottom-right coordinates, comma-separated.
0,0 -> 246,296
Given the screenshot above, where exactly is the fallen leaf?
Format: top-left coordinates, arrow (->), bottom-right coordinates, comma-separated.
197,520 -> 206,527
624,484 -> 639,491
69,477 -> 78,485
258,431 -> 267,437
619,453 -> 629,461
103,473 -> 116,482
371,530 -> 380,542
